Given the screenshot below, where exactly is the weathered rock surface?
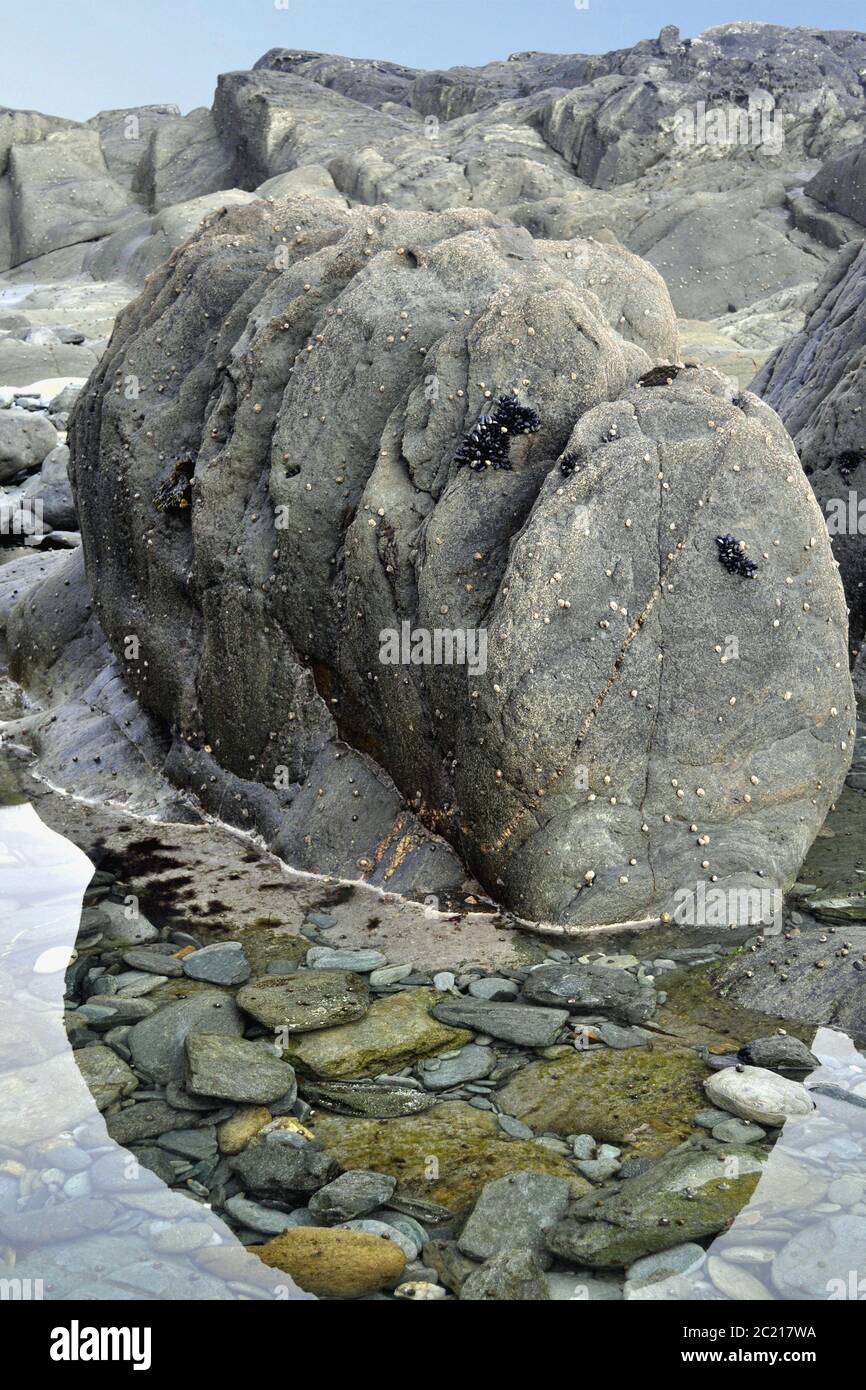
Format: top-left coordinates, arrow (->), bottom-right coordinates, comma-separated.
0,408 -> 57,482
7,130 -> 136,265
312,1099 -> 588,1211
256,1226 -> 406,1297
127,990 -> 245,1084
458,1170 -> 570,1264
546,1145 -> 766,1267
498,1047 -> 707,1157
65,191 -> 850,926
522,962 -> 655,1023
805,140 -> 866,231
185,1032 -> 297,1104
754,240 -> 866,645
282,988 -> 471,1078
16,443 -> 76,529
236,970 -> 369,1031
460,1247 -> 550,1300
704,1064 -> 815,1126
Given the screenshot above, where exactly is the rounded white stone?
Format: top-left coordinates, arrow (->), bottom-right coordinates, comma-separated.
704,1065 -> 815,1126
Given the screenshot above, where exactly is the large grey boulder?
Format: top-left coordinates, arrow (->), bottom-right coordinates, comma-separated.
7,129 -> 137,265
17,443 -> 76,529
754,239 -> 866,645
804,140 -> 866,230
83,189 -> 257,284
68,195 -> 851,926
131,107 -> 233,211
0,409 -> 57,482
86,105 -> 181,188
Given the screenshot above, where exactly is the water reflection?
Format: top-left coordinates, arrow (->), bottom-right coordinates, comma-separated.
0,796 -> 310,1301
628,1027 -> 866,1300
3,769 -> 866,1301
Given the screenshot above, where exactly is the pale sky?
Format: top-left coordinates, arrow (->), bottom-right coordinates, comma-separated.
1,0 -> 863,121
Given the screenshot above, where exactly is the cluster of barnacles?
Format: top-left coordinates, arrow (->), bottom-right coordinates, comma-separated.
716,533 -> 758,578
154,458 -> 194,514
559,451 -> 581,478
454,393 -> 541,472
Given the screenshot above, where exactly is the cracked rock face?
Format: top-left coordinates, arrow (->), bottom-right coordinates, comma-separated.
69,196 -> 851,926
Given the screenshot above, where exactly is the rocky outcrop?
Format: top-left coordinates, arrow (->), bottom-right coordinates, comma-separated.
6,130 -> 138,266
64,195 -> 851,926
5,23 -> 864,310
804,140 -> 866,230
753,239 -> 866,646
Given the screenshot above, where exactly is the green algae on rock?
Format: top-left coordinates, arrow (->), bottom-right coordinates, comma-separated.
498,1046 -> 708,1157
312,1100 -> 590,1212
236,970 -> 369,1032
283,988 -> 471,1079
546,1146 -> 766,1268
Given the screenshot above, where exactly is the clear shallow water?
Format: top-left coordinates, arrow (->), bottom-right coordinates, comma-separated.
2,762 -> 866,1301
0,794 -> 310,1301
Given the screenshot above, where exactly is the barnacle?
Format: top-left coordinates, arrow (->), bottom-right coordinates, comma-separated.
454,393 -> 541,472
716,533 -> 758,578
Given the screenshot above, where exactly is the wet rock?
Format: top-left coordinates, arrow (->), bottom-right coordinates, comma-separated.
182,941 -> 251,985
0,1198 -> 118,1246
498,1047 -> 707,1157
546,1271 -> 623,1300
283,988 -> 471,1079
312,1099 -> 588,1213
217,1105 -> 272,1154
0,407 -> 57,481
467,977 -> 519,1002
185,1034 -> 297,1105
422,1239 -> 479,1293
236,970 -> 369,1032
224,1195 -> 300,1235
711,1118 -> 765,1144
772,1216 -> 866,1299
430,998 -> 568,1048
306,947 -> 387,973
74,1043 -> 138,1110
596,1021 -> 650,1049
300,1078 -> 436,1118
738,1035 -> 818,1073
416,1043 -> 494,1090
546,1146 -> 766,1268
460,1248 -> 550,1301
105,1100 -> 205,1145
458,1171 -> 570,1266
337,1218 -> 419,1262
625,1242 -> 705,1291
308,1169 -> 397,1224
704,1065 -> 815,1126
229,1138 -> 338,1198
127,991 -> 244,1084
156,1127 -> 217,1161
522,963 -> 656,1024
256,1226 -> 405,1299
121,947 -> 184,977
